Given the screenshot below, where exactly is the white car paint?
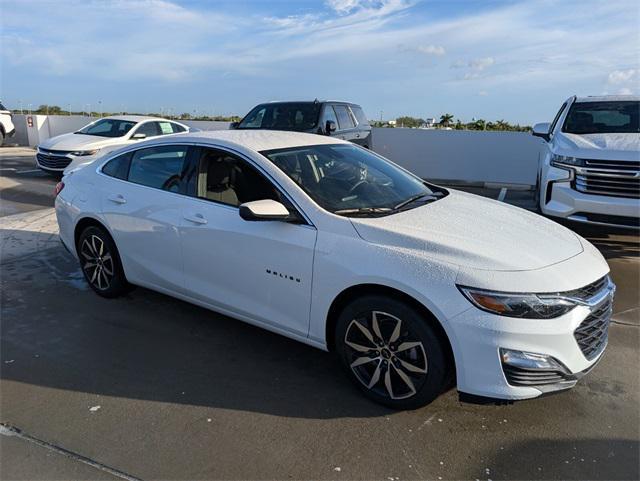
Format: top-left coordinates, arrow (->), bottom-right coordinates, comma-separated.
36,115 -> 190,174
56,130 -> 612,402
533,95 -> 640,228
0,102 -> 15,145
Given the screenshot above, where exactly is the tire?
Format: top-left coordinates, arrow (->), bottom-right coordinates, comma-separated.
0,132 -> 4,147
77,226 -> 130,298
335,295 -> 448,410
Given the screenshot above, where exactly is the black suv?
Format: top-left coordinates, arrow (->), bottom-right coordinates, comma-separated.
232,100 -> 372,148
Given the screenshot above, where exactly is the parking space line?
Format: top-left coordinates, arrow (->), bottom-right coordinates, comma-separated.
0,424 -> 142,481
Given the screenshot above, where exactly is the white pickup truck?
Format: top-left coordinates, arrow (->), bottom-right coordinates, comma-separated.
532,95 -> 639,229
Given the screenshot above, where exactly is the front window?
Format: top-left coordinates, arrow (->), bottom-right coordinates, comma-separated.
76,118 -> 136,138
237,103 -> 321,131
262,144 -> 445,216
562,101 -> 639,134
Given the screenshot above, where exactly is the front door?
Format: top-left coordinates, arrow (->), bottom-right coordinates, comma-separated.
180,147 -> 317,336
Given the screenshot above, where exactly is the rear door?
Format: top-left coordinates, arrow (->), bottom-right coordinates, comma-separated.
349,105 -> 372,147
99,144 -> 194,292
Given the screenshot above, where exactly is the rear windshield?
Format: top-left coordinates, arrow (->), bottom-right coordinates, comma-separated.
562,101 -> 639,134
237,103 -> 321,131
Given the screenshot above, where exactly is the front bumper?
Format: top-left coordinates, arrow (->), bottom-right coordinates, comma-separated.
541,166 -> 640,229
448,279 -> 614,400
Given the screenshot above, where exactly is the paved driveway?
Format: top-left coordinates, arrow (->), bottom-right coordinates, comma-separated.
1,148 -> 638,480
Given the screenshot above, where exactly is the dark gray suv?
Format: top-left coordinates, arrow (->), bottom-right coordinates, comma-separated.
232,100 -> 372,148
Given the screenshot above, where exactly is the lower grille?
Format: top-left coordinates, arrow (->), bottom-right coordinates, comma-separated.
36,153 -> 72,170
573,159 -> 640,199
503,365 -> 570,386
574,297 -> 613,360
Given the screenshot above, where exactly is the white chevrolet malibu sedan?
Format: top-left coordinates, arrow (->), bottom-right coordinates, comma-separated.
55,130 -> 614,409
36,115 -> 190,175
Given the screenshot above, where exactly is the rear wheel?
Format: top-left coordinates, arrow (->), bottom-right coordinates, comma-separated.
0,132 -> 4,147
335,295 -> 448,409
77,226 -> 129,298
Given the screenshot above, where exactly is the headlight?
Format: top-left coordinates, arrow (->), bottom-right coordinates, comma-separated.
70,149 -> 99,156
550,154 -> 584,168
458,286 -> 577,319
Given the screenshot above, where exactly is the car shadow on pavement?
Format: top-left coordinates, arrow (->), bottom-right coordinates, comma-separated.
1,238 -> 399,420
474,438 -> 639,480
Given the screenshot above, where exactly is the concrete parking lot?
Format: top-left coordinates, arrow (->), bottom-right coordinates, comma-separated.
1,147 -> 638,480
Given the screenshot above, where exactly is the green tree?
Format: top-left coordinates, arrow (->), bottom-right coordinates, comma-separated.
395,116 -> 424,128
439,113 -> 454,128
179,112 -> 192,120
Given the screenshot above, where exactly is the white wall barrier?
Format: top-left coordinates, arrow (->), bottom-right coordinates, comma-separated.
10,115 -> 231,148
10,116 -> 544,189
371,127 -> 545,188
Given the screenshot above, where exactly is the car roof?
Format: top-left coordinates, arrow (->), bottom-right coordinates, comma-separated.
574,95 -> 639,103
260,100 -> 361,106
162,129 -> 348,152
101,115 -> 180,122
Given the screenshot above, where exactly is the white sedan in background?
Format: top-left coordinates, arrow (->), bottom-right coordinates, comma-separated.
55,130 -> 613,409
36,115 -> 190,175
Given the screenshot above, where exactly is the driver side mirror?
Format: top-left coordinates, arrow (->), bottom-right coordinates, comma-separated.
131,133 -> 146,140
229,122 -> 239,129
325,120 -> 337,135
239,199 -> 290,221
531,122 -> 551,142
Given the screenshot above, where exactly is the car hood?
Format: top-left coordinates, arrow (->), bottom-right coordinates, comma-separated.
554,132 -> 640,160
39,132 -> 127,151
350,190 -> 583,272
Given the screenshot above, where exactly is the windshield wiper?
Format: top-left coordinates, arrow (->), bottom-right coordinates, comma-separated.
393,193 -> 439,211
334,207 -> 393,217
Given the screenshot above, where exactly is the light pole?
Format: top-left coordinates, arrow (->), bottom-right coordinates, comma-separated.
98,100 -> 102,117
67,103 -> 71,115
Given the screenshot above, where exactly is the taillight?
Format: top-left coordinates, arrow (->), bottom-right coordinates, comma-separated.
54,182 -> 65,197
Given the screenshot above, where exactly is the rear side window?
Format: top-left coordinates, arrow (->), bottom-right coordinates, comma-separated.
134,122 -> 161,137
350,106 -> 369,126
128,145 -> 189,193
171,123 -> 187,133
102,152 -> 131,180
333,105 -> 355,130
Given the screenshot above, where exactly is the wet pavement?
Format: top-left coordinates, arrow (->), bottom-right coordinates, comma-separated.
1,148 -> 638,480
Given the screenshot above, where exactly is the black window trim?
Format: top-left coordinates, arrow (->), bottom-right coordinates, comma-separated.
97,143 -> 197,199
185,145 -> 313,226
549,100 -> 569,136
97,141 -> 315,227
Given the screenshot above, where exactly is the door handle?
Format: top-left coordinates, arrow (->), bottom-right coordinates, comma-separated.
356,133 -> 360,138
108,194 -> 127,204
184,213 -> 207,225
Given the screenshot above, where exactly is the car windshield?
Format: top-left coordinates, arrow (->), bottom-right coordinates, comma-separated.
562,101 -> 639,134
237,103 -> 321,131
76,118 -> 137,138
262,144 -> 445,216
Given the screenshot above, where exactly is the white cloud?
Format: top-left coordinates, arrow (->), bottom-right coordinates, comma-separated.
417,45 -> 446,56
608,69 -> 637,84
469,57 -> 495,71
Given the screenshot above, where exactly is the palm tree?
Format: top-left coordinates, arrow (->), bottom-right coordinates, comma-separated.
439,113 -> 454,128
495,119 -> 509,131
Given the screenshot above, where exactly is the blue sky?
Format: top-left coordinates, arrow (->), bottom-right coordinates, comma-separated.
1,0 -> 638,124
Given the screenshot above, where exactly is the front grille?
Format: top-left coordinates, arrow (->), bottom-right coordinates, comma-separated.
564,275 -> 609,300
573,159 -> 640,199
503,365 -> 571,386
574,296 -> 613,361
36,152 -> 72,170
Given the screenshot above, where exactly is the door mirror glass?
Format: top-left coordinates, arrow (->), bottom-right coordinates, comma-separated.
229,121 -> 239,129
325,120 -> 337,134
239,199 -> 290,221
131,133 -> 147,140
532,122 -> 551,141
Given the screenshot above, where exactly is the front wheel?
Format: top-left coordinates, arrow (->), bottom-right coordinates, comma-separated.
335,295 -> 448,409
77,226 -> 130,298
